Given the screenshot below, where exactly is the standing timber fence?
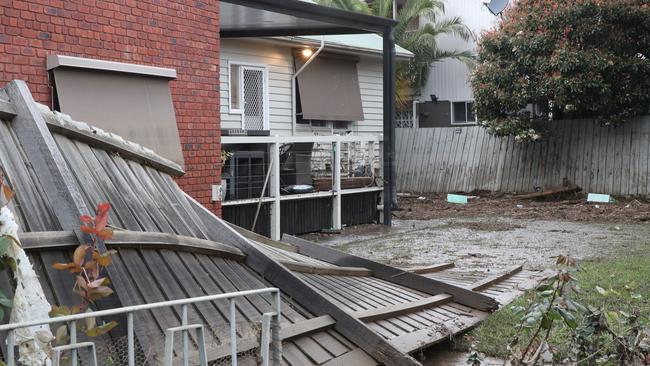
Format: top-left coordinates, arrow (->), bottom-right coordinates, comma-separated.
396,116 -> 650,195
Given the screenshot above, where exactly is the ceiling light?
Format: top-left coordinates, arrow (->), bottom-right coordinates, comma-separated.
301,48 -> 313,58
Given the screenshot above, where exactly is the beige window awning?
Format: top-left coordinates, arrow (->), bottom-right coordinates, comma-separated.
294,52 -> 364,122
48,56 -> 184,168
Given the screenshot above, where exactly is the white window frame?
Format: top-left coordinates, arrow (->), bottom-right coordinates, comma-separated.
228,60 -> 270,130
451,101 -> 477,126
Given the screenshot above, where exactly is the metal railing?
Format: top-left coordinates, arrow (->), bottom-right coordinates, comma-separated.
1,288 -> 282,366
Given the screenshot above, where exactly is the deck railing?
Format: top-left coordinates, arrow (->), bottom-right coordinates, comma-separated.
0,288 -> 282,366
222,134 -> 384,240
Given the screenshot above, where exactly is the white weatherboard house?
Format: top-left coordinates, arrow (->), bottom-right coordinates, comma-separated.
416,0 -> 498,128
219,32 -> 412,240
220,34 -> 412,137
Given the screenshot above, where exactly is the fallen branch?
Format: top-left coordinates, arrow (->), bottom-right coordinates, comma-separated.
515,185 -> 580,200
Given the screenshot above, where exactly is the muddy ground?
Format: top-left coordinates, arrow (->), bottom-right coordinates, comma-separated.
394,192 -> 650,223
300,194 -> 650,365
302,194 -> 650,274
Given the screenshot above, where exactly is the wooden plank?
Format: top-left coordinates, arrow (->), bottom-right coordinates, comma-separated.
311,331 -> 350,357
281,261 -> 372,276
313,276 -> 428,332
228,222 -> 298,252
92,149 -> 159,232
157,250 -> 222,344
104,252 -> 162,358
514,184 -> 579,199
147,168 -> 211,239
127,161 -> 195,236
187,196 -> 421,366
20,229 -> 246,261
4,80 -> 93,230
282,235 -> 498,312
583,121 -> 595,192
405,262 -> 455,274
283,342 -> 317,366
631,121 -> 641,195
77,143 -> 144,230
425,129 -> 443,193
110,155 -> 176,234
389,310 -> 489,353
463,128 -> 479,191
414,129 -> 431,192
351,294 -> 452,322
281,315 -> 336,341
221,258 -> 308,324
406,129 -> 420,191
141,166 -> 207,238
321,348 -> 377,366
0,120 -> 59,231
110,230 -> 245,260
469,265 -> 523,291
473,129 -> 489,191
196,255 -> 267,325
637,119 -> 648,195
53,135 -> 113,221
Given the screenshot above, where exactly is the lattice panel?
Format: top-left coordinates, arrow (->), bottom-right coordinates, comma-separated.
243,68 -> 265,130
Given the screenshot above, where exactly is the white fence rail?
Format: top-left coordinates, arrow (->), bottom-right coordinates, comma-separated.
396,116 -> 650,195
1,288 -> 282,366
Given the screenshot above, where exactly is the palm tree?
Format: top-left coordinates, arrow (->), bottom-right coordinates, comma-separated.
318,0 -> 474,107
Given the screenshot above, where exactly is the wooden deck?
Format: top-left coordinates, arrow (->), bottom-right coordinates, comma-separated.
0,80 -> 547,365
232,231 -> 548,355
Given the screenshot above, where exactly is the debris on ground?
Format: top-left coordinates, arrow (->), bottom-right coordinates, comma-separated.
394,192 -> 650,223
514,184 -> 580,200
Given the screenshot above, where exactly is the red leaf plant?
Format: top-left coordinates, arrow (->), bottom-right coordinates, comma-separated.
51,203 -> 118,339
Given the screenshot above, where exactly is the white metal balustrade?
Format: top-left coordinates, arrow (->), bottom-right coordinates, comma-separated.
1,288 -> 282,366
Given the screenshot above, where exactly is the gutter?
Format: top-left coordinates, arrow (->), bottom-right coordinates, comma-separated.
261,36 -> 414,60
292,37 -> 325,136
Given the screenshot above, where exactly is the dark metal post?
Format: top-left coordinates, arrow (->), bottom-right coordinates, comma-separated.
382,29 -> 396,226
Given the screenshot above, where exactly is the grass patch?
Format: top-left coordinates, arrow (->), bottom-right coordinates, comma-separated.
454,254 -> 650,360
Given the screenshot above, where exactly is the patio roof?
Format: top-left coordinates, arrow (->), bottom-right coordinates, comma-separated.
220,0 -> 397,37
220,0 -> 399,225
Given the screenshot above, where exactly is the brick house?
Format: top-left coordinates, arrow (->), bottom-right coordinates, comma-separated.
0,0 -> 223,214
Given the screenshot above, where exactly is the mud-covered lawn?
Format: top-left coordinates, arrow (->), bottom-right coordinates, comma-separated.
301,195 -> 650,365
302,195 -> 650,275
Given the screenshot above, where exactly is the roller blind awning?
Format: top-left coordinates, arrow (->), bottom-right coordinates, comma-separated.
294,52 -> 365,122
48,57 -> 184,168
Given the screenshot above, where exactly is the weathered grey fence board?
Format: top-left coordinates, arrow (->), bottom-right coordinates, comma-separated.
396,116 -> 650,195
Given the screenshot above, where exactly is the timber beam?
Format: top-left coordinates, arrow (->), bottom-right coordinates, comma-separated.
351,294 -> 452,322
282,234 -> 498,312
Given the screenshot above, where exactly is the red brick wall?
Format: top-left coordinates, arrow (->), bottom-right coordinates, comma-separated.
0,0 -> 222,215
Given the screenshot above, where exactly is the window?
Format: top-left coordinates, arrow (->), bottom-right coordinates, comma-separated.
332,121 -> 350,130
452,101 -> 477,125
228,61 -> 269,130
311,120 -> 329,128
229,64 -> 241,111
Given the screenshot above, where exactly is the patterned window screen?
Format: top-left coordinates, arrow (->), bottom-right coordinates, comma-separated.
242,67 -> 266,130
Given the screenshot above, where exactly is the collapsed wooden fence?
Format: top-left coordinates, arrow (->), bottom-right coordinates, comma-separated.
396,116 -> 650,195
